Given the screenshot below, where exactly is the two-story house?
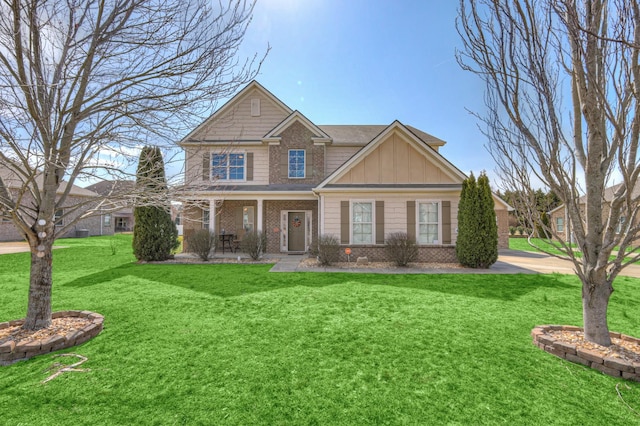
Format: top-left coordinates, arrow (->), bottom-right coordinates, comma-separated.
179,81 -> 510,261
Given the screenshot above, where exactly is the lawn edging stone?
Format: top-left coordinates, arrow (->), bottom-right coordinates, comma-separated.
0,310 -> 103,366
532,325 -> 640,381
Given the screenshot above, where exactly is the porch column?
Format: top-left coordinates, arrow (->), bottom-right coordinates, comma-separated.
257,198 -> 263,232
209,199 -> 216,233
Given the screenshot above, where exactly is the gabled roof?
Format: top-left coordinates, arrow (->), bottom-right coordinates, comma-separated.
0,167 -> 99,198
315,120 -> 467,190
263,110 -> 331,141
318,125 -> 446,147
177,81 -> 293,145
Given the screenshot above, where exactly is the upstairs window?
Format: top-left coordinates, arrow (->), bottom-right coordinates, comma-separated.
616,216 -> 626,234
212,153 -> 245,181
288,150 -> 306,179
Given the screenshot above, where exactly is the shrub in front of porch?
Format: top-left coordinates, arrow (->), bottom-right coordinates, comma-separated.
186,230 -> 217,261
240,231 -> 267,260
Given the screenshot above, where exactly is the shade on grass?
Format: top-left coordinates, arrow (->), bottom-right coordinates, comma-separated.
2,234 -> 640,424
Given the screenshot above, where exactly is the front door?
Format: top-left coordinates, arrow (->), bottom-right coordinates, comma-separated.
288,212 -> 306,252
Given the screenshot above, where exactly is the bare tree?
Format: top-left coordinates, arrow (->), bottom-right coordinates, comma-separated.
457,0 -> 640,346
0,0 -> 262,330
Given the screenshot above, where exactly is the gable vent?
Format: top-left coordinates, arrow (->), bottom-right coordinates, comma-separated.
251,98 -> 261,117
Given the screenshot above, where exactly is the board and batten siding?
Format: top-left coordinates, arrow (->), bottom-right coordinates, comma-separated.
198,88 -> 289,141
334,133 -> 458,185
322,194 -> 460,245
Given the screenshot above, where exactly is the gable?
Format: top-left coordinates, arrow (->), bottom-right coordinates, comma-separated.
179,81 -> 292,144
329,125 -> 463,186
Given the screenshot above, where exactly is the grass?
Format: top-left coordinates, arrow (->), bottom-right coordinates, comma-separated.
2,234 -> 640,424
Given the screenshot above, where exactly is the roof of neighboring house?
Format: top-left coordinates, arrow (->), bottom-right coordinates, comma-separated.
550,181 -> 640,214
0,167 -> 99,198
86,180 -> 135,196
318,125 -> 446,147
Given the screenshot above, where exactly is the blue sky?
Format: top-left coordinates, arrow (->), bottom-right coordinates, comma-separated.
233,0 -> 493,181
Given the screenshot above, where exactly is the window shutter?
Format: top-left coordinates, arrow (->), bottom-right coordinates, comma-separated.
202,153 -> 210,181
442,201 -> 451,244
281,150 -> 289,179
305,150 -> 312,179
340,201 -> 349,244
246,153 -> 254,181
407,201 -> 416,241
376,201 -> 385,244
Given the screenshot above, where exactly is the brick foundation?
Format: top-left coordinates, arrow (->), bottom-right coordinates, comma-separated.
531,325 -> 640,381
0,310 -> 104,366
335,245 -> 457,263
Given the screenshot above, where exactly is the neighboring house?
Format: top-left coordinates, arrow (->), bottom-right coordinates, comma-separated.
549,183 -> 639,245
0,169 -> 111,242
179,81 -> 511,261
86,180 -> 135,232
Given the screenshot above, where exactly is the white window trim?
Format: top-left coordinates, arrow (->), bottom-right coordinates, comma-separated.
416,200 -> 442,245
556,217 -> 564,233
350,200 -> 375,245
288,149 -> 306,179
104,213 -> 112,226
210,151 -> 247,182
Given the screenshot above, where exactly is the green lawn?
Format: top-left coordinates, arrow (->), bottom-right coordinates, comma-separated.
2,235 -> 640,424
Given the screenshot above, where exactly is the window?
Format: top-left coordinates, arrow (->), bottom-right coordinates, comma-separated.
352,202 -> 373,244
243,206 -> 254,232
418,202 -> 440,244
616,216 -> 626,233
202,209 -> 210,230
175,213 -> 181,226
54,209 -> 64,226
288,150 -> 305,178
556,217 -> 564,232
212,153 -> 245,180
104,213 -> 111,226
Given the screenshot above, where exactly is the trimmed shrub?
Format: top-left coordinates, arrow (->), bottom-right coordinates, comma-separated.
240,231 -> 267,260
385,232 -> 418,266
314,234 -> 340,266
186,230 -> 217,261
456,171 -> 498,268
133,146 -> 178,261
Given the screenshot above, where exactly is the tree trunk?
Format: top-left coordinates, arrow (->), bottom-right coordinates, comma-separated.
582,276 -> 613,347
22,239 -> 54,330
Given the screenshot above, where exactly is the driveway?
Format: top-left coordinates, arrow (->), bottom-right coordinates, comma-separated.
497,249 -> 640,278
0,242 -> 31,255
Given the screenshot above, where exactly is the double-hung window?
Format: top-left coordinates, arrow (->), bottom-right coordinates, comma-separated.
352,201 -> 373,244
104,213 -> 111,226
616,216 -> 626,233
212,153 -> 245,181
54,209 -> 64,226
288,150 -> 305,178
417,202 -> 440,244
556,217 -> 564,232
202,209 -> 210,230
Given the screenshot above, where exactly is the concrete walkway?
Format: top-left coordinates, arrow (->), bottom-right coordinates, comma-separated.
269,249 -> 640,277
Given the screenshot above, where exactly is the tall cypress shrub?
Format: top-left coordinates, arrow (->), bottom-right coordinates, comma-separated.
133,146 -> 178,261
456,172 -> 498,268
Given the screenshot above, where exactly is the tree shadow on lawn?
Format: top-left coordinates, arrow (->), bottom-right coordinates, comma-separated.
64,263 -> 574,301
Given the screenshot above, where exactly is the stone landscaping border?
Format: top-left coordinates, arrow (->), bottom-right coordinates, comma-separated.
0,310 -> 103,366
532,325 -> 640,381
